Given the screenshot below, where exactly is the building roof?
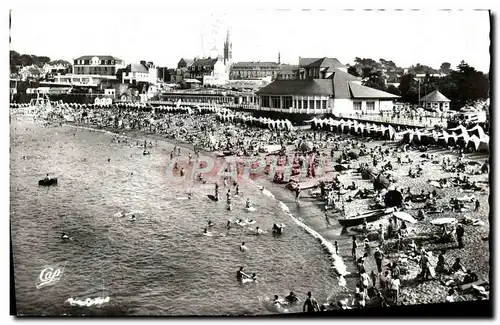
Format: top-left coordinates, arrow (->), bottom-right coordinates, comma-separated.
348,82 -> 400,99
305,57 -> 345,69
299,57 -> 345,69
299,57 -> 322,67
257,68 -> 397,100
256,78 -> 334,96
192,58 -> 218,67
75,55 -> 122,61
127,63 -> 149,73
420,90 -> 451,102
179,58 -> 194,66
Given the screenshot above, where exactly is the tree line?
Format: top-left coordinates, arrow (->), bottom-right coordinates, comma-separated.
347,58 -> 489,109
10,50 -> 72,73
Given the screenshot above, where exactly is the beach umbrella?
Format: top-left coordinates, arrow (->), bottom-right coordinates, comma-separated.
384,190 -> 403,207
431,218 -> 457,226
393,211 -> 417,224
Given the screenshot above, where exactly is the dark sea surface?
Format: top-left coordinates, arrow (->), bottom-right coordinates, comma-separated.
10,116 -> 343,316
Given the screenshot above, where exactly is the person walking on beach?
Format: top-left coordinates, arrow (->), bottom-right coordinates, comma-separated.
370,270 -> 377,288
303,291 -> 320,313
351,236 -> 358,259
334,241 -> 339,255
378,224 -> 385,247
456,224 -> 465,248
295,187 -> 301,203
374,248 -> 385,273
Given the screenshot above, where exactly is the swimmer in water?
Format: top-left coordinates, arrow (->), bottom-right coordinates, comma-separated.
236,267 -> 249,280
255,227 -> 263,235
203,228 -> 208,234
251,273 -> 257,282
246,198 -> 252,209
187,193 -> 192,200
130,215 -> 136,222
180,168 -> 185,177
61,233 -> 70,240
240,242 -> 247,252
208,221 -> 213,227
107,159 -> 111,162
226,220 -> 231,229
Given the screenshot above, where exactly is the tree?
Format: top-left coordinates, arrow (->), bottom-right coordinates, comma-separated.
386,84 -> 400,95
398,73 -> 419,104
440,62 -> 451,74
363,70 -> 386,91
347,66 -> 359,77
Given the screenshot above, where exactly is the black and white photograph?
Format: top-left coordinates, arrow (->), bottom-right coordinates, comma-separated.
8,4 -> 492,318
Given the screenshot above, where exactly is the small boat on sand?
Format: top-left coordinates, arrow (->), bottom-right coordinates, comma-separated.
38,178 -> 58,186
338,207 -> 395,228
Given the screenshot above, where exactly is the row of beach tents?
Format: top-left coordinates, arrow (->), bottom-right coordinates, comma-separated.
215,113 -> 294,131
309,117 -> 489,152
310,117 -> 398,140
400,125 -> 489,152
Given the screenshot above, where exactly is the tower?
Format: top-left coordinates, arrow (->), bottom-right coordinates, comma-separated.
278,51 -> 281,65
223,29 -> 232,65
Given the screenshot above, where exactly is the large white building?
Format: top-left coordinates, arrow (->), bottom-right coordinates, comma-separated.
256,68 -> 399,116
122,62 -> 158,85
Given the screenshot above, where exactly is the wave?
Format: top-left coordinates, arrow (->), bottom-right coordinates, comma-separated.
65,296 -> 110,308
277,201 -> 349,277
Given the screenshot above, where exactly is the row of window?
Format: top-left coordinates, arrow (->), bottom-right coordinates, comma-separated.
75,67 -> 114,74
74,59 -> 117,65
353,101 -> 375,110
260,96 -> 328,109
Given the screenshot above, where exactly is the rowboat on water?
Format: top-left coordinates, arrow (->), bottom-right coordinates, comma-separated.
38,178 -> 58,186
338,207 -> 395,228
285,180 -> 318,191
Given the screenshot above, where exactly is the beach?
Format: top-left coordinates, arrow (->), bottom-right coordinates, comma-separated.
10,105 -> 490,314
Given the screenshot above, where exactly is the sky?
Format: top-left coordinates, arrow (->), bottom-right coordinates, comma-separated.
10,7 -> 491,72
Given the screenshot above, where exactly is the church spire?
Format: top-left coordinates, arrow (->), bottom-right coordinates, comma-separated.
224,29 -> 232,64
278,51 -> 281,65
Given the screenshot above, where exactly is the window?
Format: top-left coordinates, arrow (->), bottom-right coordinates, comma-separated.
283,96 -> 293,109
303,100 -> 308,109
315,100 -> 321,109
309,100 -> 314,109
322,100 -> 327,109
298,100 -> 302,109
111,60 -> 115,65
261,96 -> 270,107
353,101 -> 362,110
366,101 -> 375,111
271,96 -> 280,108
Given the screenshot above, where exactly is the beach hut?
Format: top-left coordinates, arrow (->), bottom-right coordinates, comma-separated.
467,125 -> 486,139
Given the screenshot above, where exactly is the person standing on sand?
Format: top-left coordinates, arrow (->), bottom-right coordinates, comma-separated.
374,248 -> 385,273
295,187 -> 301,203
351,236 -> 358,259
456,224 -> 465,248
334,241 -> 339,255
378,224 -> 385,247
